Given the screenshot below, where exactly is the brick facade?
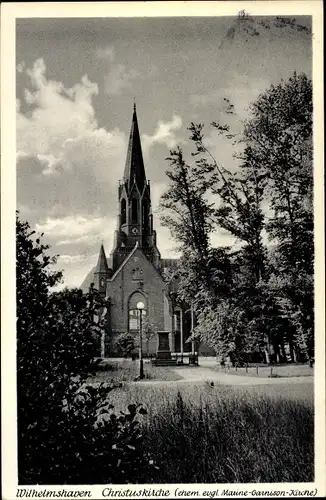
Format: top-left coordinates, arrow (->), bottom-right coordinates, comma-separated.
104,247 -> 170,355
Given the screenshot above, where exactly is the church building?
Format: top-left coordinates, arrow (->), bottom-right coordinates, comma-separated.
81,105 -> 214,357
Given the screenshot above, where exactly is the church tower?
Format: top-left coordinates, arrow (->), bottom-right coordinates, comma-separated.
111,104 -> 161,270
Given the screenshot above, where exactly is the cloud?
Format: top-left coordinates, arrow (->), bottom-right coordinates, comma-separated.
55,252 -> 100,290
35,215 -> 116,248
190,74 -> 269,121
16,61 -> 26,73
142,115 -> 184,154
17,58 -> 127,222
150,182 -> 168,213
96,46 -> 115,62
188,74 -> 270,175
58,253 -> 96,265
190,92 -> 221,107
96,45 -> 140,95
104,64 -> 139,95
17,59 -> 101,157
34,215 -> 117,289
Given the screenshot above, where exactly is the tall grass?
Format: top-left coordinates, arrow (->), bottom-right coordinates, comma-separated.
88,359 -> 182,383
107,384 -> 314,483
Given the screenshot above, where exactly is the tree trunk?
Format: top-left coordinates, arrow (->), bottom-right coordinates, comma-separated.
273,343 -> 280,363
280,340 -> 286,362
264,334 -> 271,364
264,348 -> 270,364
289,339 -> 295,363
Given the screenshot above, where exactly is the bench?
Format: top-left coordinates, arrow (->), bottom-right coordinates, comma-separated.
171,352 -> 199,366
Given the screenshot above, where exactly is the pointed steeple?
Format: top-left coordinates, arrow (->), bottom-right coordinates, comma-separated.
94,243 -> 109,274
123,104 -> 146,191
93,243 -> 110,294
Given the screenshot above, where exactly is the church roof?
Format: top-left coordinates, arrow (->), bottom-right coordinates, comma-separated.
123,104 -> 146,191
94,243 -> 109,274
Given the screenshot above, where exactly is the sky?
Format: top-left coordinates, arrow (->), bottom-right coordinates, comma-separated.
16,15 -> 312,289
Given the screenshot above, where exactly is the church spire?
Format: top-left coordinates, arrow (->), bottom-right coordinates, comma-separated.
94,243 -> 109,274
93,243 -> 110,294
123,104 -> 146,191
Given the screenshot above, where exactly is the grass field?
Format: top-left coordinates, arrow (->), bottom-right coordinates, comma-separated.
106,379 -> 313,413
102,383 -> 314,483
87,358 -> 183,383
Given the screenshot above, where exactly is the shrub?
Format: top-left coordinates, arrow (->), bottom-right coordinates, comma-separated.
114,332 -> 137,358
22,381 -> 156,484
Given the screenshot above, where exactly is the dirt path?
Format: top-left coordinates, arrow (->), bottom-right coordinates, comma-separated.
130,366 -> 314,387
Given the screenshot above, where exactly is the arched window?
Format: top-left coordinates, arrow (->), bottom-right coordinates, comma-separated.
131,198 -> 138,223
121,199 -> 126,225
128,292 -> 147,331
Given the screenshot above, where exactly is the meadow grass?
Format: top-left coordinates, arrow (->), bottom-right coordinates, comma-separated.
87,358 -> 183,384
106,383 -> 314,483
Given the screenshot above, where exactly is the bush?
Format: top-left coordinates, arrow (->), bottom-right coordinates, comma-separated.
21,381 -> 156,484
114,332 -> 137,358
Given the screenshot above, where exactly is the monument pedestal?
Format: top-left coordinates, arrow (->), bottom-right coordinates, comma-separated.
157,331 -> 171,359
151,331 -> 177,366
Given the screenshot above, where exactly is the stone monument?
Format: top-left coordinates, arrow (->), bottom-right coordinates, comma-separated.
156,331 -> 172,360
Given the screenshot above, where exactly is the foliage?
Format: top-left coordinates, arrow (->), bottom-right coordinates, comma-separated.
142,316 -> 156,356
244,73 -> 314,359
190,122 -> 268,285
115,332 -> 137,358
16,213 -> 156,484
159,146 -> 218,309
160,146 -> 215,258
244,73 -> 313,272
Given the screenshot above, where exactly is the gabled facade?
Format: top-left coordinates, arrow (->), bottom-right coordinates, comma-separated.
81,105 -> 215,357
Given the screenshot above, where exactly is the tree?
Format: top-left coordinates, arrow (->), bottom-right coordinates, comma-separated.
160,72 -> 313,362
16,213 -> 157,484
189,122 -> 268,285
142,316 -> 156,356
160,121 -> 269,356
244,72 -> 314,359
244,73 -> 313,270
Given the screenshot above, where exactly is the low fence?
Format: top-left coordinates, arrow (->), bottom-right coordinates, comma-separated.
215,362 -> 314,378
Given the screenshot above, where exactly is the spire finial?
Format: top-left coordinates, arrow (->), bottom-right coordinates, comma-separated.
123,99 -> 146,188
